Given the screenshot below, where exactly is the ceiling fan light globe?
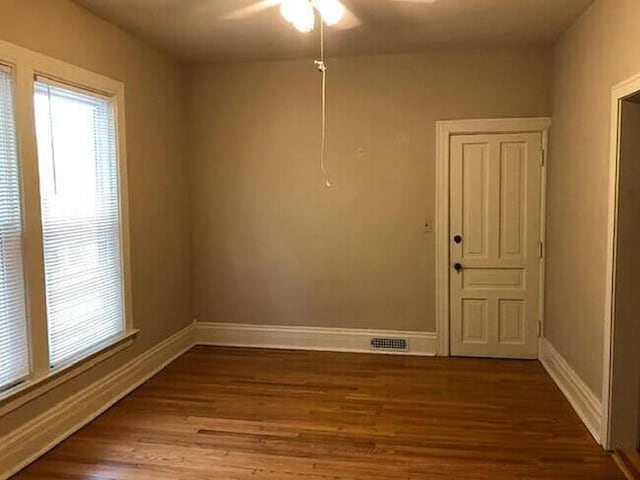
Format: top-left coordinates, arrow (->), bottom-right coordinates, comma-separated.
281,0 -> 315,32
293,10 -> 315,31
313,0 -> 345,26
280,0 -> 302,24
293,20 -> 314,32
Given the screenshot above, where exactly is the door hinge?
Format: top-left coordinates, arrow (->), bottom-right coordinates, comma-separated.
537,320 -> 542,337
538,241 -> 544,259
540,146 -> 546,166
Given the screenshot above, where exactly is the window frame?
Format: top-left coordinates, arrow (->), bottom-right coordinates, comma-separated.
0,62 -> 31,392
0,40 -> 136,414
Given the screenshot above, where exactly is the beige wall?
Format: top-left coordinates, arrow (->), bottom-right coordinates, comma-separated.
0,0 -> 191,433
190,48 -> 552,332
546,0 -> 640,398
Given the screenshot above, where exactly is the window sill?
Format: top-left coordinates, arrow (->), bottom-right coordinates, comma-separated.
0,329 -> 139,417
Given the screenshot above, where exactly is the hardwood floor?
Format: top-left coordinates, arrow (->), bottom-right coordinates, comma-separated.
13,347 -> 624,479
614,449 -> 640,479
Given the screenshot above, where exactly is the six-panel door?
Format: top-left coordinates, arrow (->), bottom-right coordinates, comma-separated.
449,132 -> 542,359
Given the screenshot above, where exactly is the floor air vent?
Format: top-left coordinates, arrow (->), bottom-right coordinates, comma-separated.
370,337 -> 408,351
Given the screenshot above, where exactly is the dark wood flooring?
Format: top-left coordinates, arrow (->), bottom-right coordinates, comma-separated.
13,346 -> 624,479
614,449 -> 640,479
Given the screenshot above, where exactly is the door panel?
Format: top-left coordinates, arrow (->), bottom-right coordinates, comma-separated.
461,143 -> 489,258
462,268 -> 524,290
450,132 -> 541,359
462,299 -> 489,344
499,142 -> 526,258
498,300 -> 525,345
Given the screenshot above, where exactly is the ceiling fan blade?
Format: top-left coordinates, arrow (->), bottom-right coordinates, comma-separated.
222,0 -> 281,20
391,0 -> 437,3
332,5 -> 362,30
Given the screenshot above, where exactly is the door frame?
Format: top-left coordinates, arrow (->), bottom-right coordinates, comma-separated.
602,73 -> 640,449
435,117 -> 551,357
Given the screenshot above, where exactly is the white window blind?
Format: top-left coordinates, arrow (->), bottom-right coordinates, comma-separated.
34,77 -> 124,368
0,65 -> 29,391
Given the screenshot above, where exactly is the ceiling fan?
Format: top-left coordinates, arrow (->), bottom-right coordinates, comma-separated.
223,0 -> 437,32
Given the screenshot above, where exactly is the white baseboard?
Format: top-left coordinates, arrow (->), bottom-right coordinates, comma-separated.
539,337 -> 603,444
0,323 -> 196,480
195,322 -> 438,356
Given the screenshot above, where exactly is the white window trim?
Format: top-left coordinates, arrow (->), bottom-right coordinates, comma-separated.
0,39 -> 135,413
0,330 -> 138,416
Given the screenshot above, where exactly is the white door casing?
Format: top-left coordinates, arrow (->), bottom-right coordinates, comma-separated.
435,118 -> 549,359
602,72 -> 640,449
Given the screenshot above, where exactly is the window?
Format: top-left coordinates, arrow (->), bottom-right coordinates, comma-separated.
34,78 -> 124,368
0,64 -> 29,390
0,42 -> 132,406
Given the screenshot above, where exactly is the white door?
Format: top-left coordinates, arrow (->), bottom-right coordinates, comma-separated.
449,132 -> 542,359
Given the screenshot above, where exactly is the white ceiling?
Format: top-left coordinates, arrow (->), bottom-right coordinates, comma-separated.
74,0 -> 593,62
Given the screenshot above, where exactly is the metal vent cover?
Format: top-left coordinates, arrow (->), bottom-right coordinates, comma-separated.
370,337 -> 408,351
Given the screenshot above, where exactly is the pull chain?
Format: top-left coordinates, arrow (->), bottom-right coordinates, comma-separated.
46,84 -> 59,195
314,20 -> 331,187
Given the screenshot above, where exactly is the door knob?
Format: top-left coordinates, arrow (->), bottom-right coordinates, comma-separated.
453,234 -> 462,244
453,262 -> 463,272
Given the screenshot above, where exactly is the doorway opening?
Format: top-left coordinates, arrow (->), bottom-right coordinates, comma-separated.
604,76 -> 640,460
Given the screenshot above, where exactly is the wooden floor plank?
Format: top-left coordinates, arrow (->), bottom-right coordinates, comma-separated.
12,347 -> 624,479
614,449 -> 640,479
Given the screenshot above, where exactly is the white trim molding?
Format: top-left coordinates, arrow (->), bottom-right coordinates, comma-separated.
196,322 -> 437,356
539,337 -> 602,444
602,72 -> 640,450
435,117 -> 551,356
0,323 -> 195,480
0,329 -> 138,416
